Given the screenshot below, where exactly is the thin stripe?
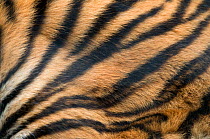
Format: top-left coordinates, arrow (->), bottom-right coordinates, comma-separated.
0,0 -> 52,90
97,15 -> 210,109
0,0 -> 83,116
107,44 -> 210,117
70,0 -> 139,55
187,0 -> 210,21
3,0 -> 16,21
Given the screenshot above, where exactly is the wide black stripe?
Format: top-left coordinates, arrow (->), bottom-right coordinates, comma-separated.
96,15 -> 210,109
26,119 -> 107,138
0,0 -> 83,135
7,96 -> 167,137
4,3 -> 199,134
187,0 -> 210,21
10,97 -> 165,136
2,2 -> 189,129
0,1 -> 83,133
3,0 -> 16,21
3,4 -> 207,137
107,43 -> 210,117
70,0 -> 139,55
44,5 -> 163,91
178,92 -> 210,139
4,94 -> 100,138
0,0 -> 52,90
25,116 -> 164,139
0,2 -> 54,125
44,0 -> 192,90
3,95 -> 95,138
0,2 -> 51,126
0,87 -> 64,138
22,96 -> 98,122
0,0 -> 207,137
30,119 -> 103,138
31,0 -> 53,37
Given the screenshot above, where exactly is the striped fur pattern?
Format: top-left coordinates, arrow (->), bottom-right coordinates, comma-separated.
0,0 -> 210,138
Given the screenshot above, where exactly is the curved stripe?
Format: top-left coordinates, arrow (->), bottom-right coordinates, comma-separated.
0,0 -> 83,121
25,114 -> 166,139
3,0 -> 16,21
187,0 -> 210,21
178,92 -> 210,138
107,44 -> 210,117
97,15 -> 210,109
45,5 -> 163,90
0,0 -> 52,90
1,0 -> 209,138
43,0 -> 192,90
0,6 -> 163,136
1,1 -> 207,135
5,15 -> 210,135
70,0 -> 139,55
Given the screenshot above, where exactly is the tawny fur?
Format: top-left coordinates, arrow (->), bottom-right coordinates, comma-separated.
0,0 -> 210,138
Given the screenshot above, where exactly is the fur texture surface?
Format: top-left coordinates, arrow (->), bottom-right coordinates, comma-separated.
0,0 -> 210,138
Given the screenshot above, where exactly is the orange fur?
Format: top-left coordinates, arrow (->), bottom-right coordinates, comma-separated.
0,0 -> 210,138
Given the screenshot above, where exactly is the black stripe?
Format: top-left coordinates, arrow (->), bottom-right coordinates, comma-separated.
44,5 -> 163,91
70,0 -> 139,55
5,2 -> 200,135
28,96 -> 97,122
3,95 -> 95,138
7,96 -> 167,137
107,43 -> 210,117
96,15 -> 210,109
187,0 -> 210,21
0,2 -> 53,127
4,98 -> 166,138
0,1 -> 83,135
3,4 -> 207,137
122,0 -> 192,49
0,27 -> 2,66
3,0 -> 16,21
25,117 -> 163,139
22,96 -> 98,122
2,1 -> 189,128
0,1 -> 51,125
4,94 -> 96,138
0,0 -> 52,91
111,113 -> 168,126
45,0 -> 192,90
178,92 -> 210,139
0,0 -> 207,137
31,0 -> 53,37
25,119 -> 106,138
1,88 -> 65,139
